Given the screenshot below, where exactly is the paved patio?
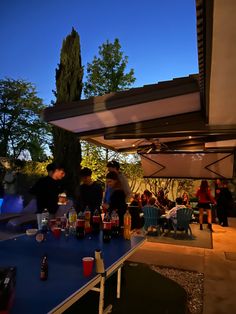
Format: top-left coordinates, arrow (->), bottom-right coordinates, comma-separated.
128,218 -> 236,314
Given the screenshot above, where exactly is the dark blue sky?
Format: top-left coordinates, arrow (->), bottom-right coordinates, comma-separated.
0,0 -> 198,104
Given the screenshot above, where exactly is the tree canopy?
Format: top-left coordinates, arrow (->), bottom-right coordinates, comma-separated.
84,38 -> 136,97
0,78 -> 51,160
53,27 -> 83,198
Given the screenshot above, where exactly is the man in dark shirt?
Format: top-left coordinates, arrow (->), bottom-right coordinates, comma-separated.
29,163 -> 65,215
216,180 -> 233,227
78,167 -> 103,214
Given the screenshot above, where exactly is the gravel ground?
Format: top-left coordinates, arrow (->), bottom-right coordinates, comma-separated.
151,265 -> 204,314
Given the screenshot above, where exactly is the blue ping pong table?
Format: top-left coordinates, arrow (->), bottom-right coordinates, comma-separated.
0,232 -> 145,314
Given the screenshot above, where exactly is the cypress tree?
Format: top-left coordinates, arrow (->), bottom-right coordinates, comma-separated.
53,27 -> 83,199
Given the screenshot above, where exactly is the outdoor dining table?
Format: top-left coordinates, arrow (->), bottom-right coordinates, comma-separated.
0,231 -> 145,314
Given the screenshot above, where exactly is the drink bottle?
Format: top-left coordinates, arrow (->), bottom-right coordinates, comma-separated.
40,254 -> 48,281
92,209 -> 101,234
60,214 -> 67,230
84,206 -> 91,233
111,210 -> 120,237
102,213 -> 112,243
76,211 -> 85,239
123,209 -> 131,240
41,208 -> 49,233
68,207 -> 77,234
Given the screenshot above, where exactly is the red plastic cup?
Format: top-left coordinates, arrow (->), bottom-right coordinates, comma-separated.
49,219 -> 57,229
52,227 -> 61,238
82,257 -> 94,277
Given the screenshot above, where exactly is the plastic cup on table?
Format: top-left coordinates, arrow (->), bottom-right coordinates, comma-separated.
82,257 -> 94,277
52,227 -> 61,238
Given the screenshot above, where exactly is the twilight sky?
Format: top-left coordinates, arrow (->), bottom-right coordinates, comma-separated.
0,0 -> 198,105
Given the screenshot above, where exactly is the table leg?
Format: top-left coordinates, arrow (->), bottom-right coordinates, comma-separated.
98,275 -> 105,314
117,267 -> 121,299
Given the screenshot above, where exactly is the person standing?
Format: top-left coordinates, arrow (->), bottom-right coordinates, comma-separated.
196,180 -> 216,231
105,171 -> 127,226
29,163 -> 66,217
77,167 -> 103,214
103,160 -> 131,209
216,180 -> 233,227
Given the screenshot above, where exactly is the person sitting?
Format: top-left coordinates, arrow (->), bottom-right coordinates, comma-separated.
156,189 -> 170,212
141,189 -> 152,206
142,196 -> 162,234
165,197 -> 186,225
130,192 -> 142,208
182,192 -> 190,206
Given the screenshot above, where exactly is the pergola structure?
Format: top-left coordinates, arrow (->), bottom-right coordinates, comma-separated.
43,0 -> 236,179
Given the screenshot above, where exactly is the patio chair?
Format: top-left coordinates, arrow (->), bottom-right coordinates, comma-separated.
172,207 -> 193,239
143,206 -> 162,236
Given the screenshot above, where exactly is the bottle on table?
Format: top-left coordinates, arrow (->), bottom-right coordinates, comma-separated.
68,206 -> 77,234
61,213 -> 67,230
111,210 -> 120,237
123,209 -> 131,240
37,213 -> 42,231
40,254 -> 48,281
92,209 -> 101,234
84,206 -> 91,233
41,208 -> 49,233
102,213 -> 112,243
76,211 -> 85,239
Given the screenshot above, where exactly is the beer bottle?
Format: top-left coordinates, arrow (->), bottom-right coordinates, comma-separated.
40,254 -> 48,281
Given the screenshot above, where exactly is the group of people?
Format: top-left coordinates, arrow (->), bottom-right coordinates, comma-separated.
195,179 -> 233,230
129,180 -> 233,232
2,160 -> 233,232
30,160 -> 131,226
130,188 -> 173,211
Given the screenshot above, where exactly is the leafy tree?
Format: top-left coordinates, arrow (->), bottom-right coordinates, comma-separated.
121,156 -> 143,193
80,141 -> 143,194
53,28 -> 83,198
83,38 -> 136,188
0,78 -> 51,160
143,178 -> 195,201
80,141 -> 107,183
84,38 -> 136,97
